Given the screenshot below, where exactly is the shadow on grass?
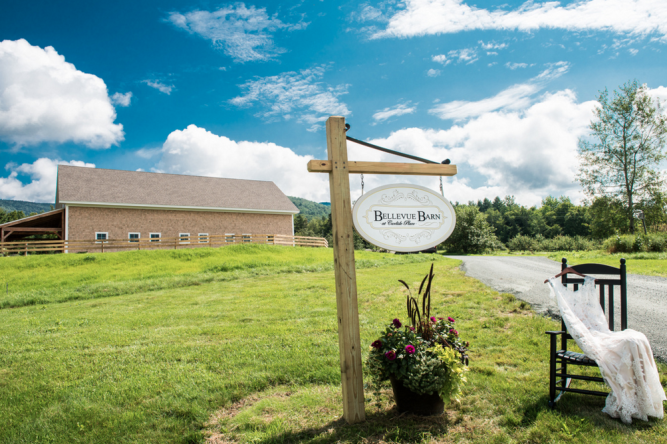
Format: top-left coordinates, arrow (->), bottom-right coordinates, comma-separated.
250,408 -> 452,444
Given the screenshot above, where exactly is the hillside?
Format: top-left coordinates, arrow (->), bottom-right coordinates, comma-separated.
0,199 -> 52,214
288,196 -> 331,219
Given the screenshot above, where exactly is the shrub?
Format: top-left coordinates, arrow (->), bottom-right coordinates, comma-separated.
605,233 -> 667,253
507,234 -> 539,251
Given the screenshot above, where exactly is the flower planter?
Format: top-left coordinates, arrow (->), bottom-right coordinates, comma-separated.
390,377 -> 444,416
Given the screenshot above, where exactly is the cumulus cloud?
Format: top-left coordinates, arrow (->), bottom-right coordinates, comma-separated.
505,62 -> 529,69
143,80 -> 174,95
0,158 -> 95,202
430,61 -> 570,120
111,92 -> 132,106
372,102 -> 417,122
372,0 -> 667,41
166,4 -> 307,62
426,68 -> 441,77
0,39 -> 124,149
345,90 -> 596,205
154,124 -> 329,201
230,65 -> 350,131
431,54 -> 450,65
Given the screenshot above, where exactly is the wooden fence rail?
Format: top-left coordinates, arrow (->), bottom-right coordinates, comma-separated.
0,234 -> 328,255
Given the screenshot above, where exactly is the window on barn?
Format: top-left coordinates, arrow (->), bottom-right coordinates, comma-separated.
150,233 -> 161,242
198,233 -> 209,243
225,233 -> 235,243
242,234 -> 251,243
129,232 -> 140,243
95,232 -> 108,243
179,233 -> 190,244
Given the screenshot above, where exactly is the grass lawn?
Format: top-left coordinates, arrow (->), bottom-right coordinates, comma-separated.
0,245 -> 433,309
0,247 -> 665,443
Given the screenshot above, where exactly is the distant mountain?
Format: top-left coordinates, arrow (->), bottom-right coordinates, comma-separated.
288,197 -> 331,219
0,199 -> 53,215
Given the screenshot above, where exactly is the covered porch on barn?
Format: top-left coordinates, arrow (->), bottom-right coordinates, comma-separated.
0,208 -> 64,243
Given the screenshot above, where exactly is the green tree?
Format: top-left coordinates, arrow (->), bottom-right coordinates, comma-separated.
442,205 -> 502,253
293,214 -> 308,235
578,80 -> 667,233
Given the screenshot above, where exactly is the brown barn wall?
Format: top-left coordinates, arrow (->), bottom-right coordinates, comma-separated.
67,206 -> 293,241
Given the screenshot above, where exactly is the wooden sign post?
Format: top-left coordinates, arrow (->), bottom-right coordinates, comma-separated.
308,116 -> 457,424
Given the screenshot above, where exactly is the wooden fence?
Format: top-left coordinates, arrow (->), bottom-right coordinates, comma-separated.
0,234 -> 328,256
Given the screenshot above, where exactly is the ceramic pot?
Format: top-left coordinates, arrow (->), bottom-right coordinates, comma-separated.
390,377 -> 444,416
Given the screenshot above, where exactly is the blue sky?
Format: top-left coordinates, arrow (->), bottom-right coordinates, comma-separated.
1,0 -> 666,205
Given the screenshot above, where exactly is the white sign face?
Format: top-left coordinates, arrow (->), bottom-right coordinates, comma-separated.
352,184 -> 456,252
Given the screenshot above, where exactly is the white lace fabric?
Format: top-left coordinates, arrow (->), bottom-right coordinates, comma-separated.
547,277 -> 666,424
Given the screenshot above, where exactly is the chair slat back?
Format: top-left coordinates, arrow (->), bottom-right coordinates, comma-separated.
560,258 -> 627,332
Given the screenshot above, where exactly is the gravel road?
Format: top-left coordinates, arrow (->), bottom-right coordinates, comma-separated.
446,255 -> 667,361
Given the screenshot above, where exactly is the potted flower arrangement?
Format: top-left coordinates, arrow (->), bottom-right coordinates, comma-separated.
367,264 -> 469,415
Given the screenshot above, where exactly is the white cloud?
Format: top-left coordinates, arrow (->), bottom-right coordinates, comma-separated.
372,0 -> 667,41
0,39 -> 124,149
505,62 -> 529,69
143,80 -> 174,95
373,102 -> 417,122
628,48 -> 639,55
154,124 -> 329,201
431,54 -> 450,65
111,92 -> 132,107
166,4 -> 307,63
479,40 -> 508,50
0,158 -> 94,202
448,48 -> 478,64
230,65 -> 350,131
345,90 -> 597,206
430,62 -> 570,120
487,51 -> 498,56
427,68 -> 441,77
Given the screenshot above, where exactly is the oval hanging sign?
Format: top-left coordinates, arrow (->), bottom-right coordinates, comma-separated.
352,184 -> 456,252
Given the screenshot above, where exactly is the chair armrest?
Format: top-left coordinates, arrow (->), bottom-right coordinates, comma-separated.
545,331 -> 566,335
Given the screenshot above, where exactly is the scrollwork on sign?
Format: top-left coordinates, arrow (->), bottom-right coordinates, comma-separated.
409,230 -> 432,244
406,190 -> 432,205
380,190 -> 404,204
379,230 -> 407,244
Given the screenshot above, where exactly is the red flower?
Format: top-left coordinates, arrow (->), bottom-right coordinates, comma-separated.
371,340 -> 382,349
392,318 -> 402,328
430,316 -> 436,323
385,350 -> 396,361
448,317 -> 455,323
450,329 -> 458,336
405,345 -> 415,354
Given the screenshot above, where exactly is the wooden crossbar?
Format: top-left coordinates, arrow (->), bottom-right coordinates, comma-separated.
307,160 -> 457,176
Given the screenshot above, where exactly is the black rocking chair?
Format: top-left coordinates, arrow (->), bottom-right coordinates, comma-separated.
546,257 -> 627,408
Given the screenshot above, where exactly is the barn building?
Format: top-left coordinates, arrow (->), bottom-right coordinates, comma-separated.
1,166 -> 299,248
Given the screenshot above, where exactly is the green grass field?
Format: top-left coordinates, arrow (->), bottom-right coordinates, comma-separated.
0,246 -> 665,443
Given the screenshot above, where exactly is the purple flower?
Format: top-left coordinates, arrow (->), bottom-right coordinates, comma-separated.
410,326 -> 415,331
385,350 -> 396,361
430,316 -> 436,323
371,340 -> 382,349
438,317 -> 444,320
448,317 -> 455,323
392,318 -> 402,328
450,329 -> 458,336
405,345 -> 415,354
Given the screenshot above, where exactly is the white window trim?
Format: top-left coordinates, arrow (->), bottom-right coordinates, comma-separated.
198,233 -> 209,243
95,232 -> 109,243
149,232 -> 161,242
128,232 -> 140,243
225,233 -> 235,243
179,232 -> 191,244
242,233 -> 251,243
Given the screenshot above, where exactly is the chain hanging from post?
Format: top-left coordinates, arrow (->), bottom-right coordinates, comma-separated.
361,173 -> 364,196
439,176 -> 444,197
